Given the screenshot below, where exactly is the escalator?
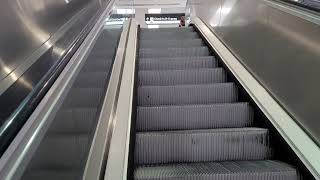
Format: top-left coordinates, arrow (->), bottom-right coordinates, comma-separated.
19,28 -> 122,180
132,27 -> 301,179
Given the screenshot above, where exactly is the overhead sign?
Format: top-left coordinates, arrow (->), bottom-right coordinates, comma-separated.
145,13 -> 185,24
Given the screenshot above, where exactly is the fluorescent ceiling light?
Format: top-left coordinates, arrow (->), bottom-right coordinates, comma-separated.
148,8 -> 161,14
117,9 -> 134,14
148,25 -> 159,29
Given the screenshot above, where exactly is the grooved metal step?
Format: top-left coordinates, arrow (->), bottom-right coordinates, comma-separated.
141,27 -> 194,33
73,72 -> 108,88
140,39 -> 204,48
138,83 -> 238,106
139,47 -> 210,58
23,170 -> 79,180
81,59 -> 112,72
134,161 -> 299,180
138,68 -> 226,86
139,56 -> 215,63
140,32 -> 199,40
51,108 -> 98,133
139,57 -> 217,70
29,134 -> 89,169
136,103 -> 254,131
63,88 -> 103,108
135,128 -> 272,165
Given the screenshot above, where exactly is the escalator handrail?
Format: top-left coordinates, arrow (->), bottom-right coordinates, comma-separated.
82,19 -> 131,180
104,19 -> 139,180
0,1 -> 116,179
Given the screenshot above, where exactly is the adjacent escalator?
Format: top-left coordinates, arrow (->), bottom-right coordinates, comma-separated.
20,28 -> 122,180
133,27 -> 300,179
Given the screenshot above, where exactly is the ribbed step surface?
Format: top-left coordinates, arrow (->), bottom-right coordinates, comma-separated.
23,170 -> 80,180
134,161 -> 299,180
139,47 -> 210,58
81,59 -> 112,72
73,72 -> 108,88
141,27 -> 194,33
135,128 -> 271,165
139,57 -> 217,70
30,134 -> 89,169
136,103 -> 254,131
63,88 -> 103,108
51,108 -> 98,133
140,39 -> 204,48
140,32 -> 199,40
138,83 -> 238,106
138,68 -> 226,86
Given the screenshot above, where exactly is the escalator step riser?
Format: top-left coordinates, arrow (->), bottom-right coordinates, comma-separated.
139,47 -> 210,58
139,56 -> 216,63
51,108 -> 98,133
63,88 -> 103,108
141,27 -> 194,33
140,32 -> 199,40
134,160 -> 299,180
29,134 -> 89,169
140,39 -> 204,48
138,69 -> 226,86
81,60 -> 112,72
135,128 -> 272,165
136,103 -> 254,131
73,72 -> 108,88
23,170 -> 78,180
138,83 -> 238,106
139,58 -> 217,70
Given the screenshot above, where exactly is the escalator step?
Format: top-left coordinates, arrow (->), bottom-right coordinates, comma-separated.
73,72 -> 108,88
138,83 -> 238,106
139,57 -> 217,70
81,59 -> 112,72
50,108 -> 98,133
138,68 -> 226,86
23,170 -> 80,180
135,128 -> 272,165
139,56 -> 215,63
139,47 -> 210,58
141,27 -> 194,33
134,160 -> 298,180
63,88 -> 103,108
136,103 -> 253,131
140,39 -> 204,48
29,134 -> 89,169
140,32 -> 199,40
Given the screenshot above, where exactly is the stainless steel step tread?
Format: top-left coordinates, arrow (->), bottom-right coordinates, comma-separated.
139,56 -> 215,63
63,88 -> 103,108
73,72 -> 108,88
136,103 -> 253,131
134,160 -> 298,180
139,58 -> 217,70
139,47 -> 210,58
138,83 -> 238,106
135,128 -> 272,164
51,108 -> 98,133
140,32 -> 199,40
138,68 -> 226,86
140,39 -> 204,48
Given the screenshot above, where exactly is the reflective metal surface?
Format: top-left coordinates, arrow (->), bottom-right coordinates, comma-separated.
188,0 -> 320,145
193,17 -> 320,179
0,0 -> 91,80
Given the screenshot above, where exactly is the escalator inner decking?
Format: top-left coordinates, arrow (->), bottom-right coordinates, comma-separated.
133,27 -> 299,180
